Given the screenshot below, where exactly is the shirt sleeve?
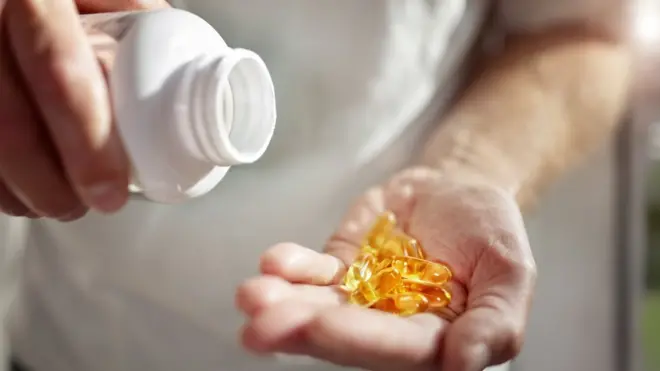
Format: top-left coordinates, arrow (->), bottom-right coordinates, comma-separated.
496,0 -> 630,37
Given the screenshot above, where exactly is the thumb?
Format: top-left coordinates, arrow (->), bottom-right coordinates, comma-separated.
76,0 -> 170,13
325,167 -> 442,263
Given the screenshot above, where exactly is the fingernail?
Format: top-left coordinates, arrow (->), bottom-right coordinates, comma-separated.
85,183 -> 127,213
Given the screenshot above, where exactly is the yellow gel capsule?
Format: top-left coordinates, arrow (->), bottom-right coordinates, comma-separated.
393,292 -> 429,316
347,268 -> 401,308
341,210 -> 454,317
392,256 -> 452,287
405,238 -> 425,260
383,235 -> 422,259
379,239 -> 404,258
396,281 -> 425,294
342,253 -> 376,291
366,212 -> 396,249
349,282 -> 380,307
389,236 -> 424,259
370,268 -> 401,297
372,298 -> 399,314
361,244 -> 379,256
423,287 -> 452,310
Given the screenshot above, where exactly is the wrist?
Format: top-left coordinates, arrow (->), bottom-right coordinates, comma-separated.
418,122 -> 524,193
400,163 -> 517,205
421,153 -> 521,197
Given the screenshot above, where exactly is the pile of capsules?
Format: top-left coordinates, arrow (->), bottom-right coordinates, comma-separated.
340,211 -> 453,317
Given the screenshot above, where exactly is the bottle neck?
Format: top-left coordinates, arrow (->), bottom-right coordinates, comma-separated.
181,49 -> 276,166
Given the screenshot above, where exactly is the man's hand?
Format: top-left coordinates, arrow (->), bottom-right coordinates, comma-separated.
237,167 -> 537,371
0,0 -> 167,220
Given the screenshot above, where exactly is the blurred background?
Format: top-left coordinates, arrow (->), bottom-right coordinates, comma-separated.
643,125 -> 660,371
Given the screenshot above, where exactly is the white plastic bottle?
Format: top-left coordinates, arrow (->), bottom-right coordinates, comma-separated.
81,9 -> 277,203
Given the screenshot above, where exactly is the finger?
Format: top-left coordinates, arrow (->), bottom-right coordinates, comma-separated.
244,302 -> 449,371
242,301 -> 321,354
6,0 -> 130,214
441,256 -> 536,370
0,180 -> 30,217
441,307 -> 520,371
325,167 -> 442,263
302,306 -> 447,371
236,275 -> 345,317
260,243 -> 346,285
76,0 -> 170,13
0,28 -> 85,219
324,187 -> 387,264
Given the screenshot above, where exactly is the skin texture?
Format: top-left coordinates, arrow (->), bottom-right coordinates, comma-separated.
421,26 -> 632,210
239,16 -> 631,371
0,0 -> 167,220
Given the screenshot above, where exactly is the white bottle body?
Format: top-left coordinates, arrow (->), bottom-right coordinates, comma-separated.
82,9 -> 276,203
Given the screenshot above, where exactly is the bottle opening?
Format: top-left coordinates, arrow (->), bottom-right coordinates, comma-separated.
220,53 -> 275,163
192,49 -> 276,166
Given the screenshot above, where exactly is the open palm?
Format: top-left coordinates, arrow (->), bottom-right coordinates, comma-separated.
237,167 -> 537,371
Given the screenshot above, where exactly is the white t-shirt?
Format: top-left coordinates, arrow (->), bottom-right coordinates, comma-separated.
5,1 -> 623,371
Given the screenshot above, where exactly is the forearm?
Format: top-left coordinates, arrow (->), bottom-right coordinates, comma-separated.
420,27 -> 632,209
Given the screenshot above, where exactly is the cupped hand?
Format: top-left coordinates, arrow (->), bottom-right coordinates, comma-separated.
237,167 -> 537,371
0,0 -> 167,220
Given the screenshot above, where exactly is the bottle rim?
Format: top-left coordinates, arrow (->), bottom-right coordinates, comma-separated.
192,48 -> 277,166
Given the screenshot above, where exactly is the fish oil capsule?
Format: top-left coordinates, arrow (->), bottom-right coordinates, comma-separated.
366,211 -> 396,249
347,268 -> 401,306
423,287 -> 452,310
383,235 -> 422,259
392,256 -> 452,287
341,210 -> 454,317
396,237 -> 414,258
342,253 -> 377,291
397,281 -> 425,293
379,239 -> 405,258
419,261 -> 452,285
405,238 -> 425,260
372,298 -> 399,314
370,268 -> 401,297
393,292 -> 429,316
349,282 -> 380,307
